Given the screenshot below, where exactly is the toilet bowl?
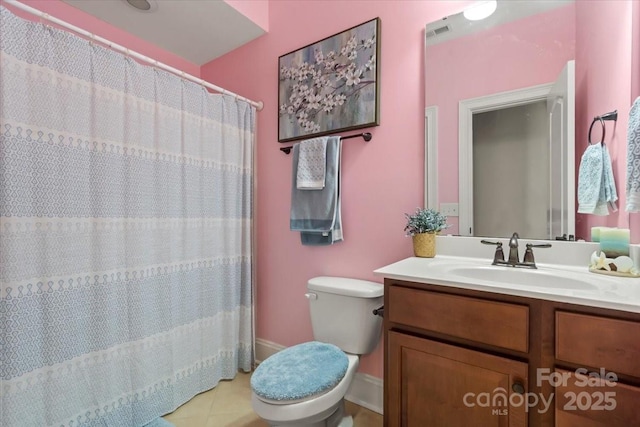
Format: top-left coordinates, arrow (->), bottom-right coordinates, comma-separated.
250,277 -> 383,427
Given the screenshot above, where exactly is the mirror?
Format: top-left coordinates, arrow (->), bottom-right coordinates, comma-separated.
425,0 -> 577,240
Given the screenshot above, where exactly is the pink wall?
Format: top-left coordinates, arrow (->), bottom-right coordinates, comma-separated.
575,0 -> 636,241
225,0 -> 268,31
0,0 -> 200,77
201,0 -> 473,378
425,4 -> 576,234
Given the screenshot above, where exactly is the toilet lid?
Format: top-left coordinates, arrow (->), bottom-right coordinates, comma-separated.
251,341 -> 348,402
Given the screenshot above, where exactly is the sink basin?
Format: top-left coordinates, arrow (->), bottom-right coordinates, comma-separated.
446,265 -> 598,290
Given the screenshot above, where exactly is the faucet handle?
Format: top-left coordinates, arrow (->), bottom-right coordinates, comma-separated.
481,240 -> 505,264
523,243 -> 552,265
528,243 -> 552,248
480,239 -> 502,246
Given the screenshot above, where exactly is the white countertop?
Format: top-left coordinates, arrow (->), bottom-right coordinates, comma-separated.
375,252 -> 640,314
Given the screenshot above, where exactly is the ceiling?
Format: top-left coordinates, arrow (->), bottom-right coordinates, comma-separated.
62,0 -> 266,65
426,0 -> 573,46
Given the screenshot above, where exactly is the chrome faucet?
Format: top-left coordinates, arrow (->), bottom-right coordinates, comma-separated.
508,232 -> 520,265
481,232 -> 552,269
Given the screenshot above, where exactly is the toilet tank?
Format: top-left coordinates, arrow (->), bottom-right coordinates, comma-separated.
306,276 -> 384,355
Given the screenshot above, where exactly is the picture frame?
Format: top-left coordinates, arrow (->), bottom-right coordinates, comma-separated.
278,18 -> 381,143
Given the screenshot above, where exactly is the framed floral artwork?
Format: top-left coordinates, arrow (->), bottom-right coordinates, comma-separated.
278,18 -> 381,142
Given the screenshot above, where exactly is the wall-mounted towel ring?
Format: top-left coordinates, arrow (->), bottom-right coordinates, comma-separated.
588,117 -> 606,145
588,110 -> 618,145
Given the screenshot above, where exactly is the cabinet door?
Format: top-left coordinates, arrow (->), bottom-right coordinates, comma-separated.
387,331 -> 528,427
555,369 -> 640,426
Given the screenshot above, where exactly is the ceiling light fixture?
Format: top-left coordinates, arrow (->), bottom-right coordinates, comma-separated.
463,0 -> 497,21
124,0 -> 158,12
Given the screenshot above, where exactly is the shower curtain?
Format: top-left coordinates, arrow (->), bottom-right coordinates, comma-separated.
0,6 -> 254,427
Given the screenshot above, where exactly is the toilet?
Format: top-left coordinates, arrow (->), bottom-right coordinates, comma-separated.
250,276 -> 384,427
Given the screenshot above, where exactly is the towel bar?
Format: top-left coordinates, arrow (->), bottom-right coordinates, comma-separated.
280,132 -> 372,154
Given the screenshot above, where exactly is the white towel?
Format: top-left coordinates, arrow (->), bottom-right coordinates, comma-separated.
577,142 -> 618,215
626,96 -> 640,212
296,137 -> 328,190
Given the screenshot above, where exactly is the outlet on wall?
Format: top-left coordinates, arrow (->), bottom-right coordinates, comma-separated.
439,203 -> 459,217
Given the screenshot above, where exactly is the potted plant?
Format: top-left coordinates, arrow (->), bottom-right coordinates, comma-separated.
404,208 -> 450,258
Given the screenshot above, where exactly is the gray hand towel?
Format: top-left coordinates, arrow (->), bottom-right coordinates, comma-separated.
290,136 -> 343,245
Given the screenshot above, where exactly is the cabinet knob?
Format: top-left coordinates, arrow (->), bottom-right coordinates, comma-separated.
511,382 -> 525,395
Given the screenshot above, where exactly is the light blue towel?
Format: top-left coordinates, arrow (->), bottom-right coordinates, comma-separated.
577,142 -> 618,215
627,96 -> 640,212
297,136 -> 328,190
290,136 -> 343,245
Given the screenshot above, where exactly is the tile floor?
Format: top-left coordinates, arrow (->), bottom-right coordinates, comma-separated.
163,371 -> 383,427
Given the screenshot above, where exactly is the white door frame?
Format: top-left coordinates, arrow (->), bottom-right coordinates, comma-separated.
458,83 -> 553,236
425,106 -> 438,210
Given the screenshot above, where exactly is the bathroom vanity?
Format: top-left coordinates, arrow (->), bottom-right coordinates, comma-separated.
375,237 -> 640,427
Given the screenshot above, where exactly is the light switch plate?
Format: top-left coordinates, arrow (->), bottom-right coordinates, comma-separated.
440,203 -> 459,217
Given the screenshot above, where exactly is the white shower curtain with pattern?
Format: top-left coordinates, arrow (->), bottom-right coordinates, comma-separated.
0,6 -> 254,426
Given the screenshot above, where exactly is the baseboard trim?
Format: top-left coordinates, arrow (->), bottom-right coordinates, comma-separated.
255,339 -> 383,415
255,338 -> 286,363
344,371 -> 383,415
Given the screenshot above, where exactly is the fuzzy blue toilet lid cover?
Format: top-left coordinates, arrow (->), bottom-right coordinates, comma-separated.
251,341 -> 349,402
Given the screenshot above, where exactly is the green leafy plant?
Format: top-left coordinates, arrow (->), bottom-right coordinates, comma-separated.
404,208 -> 450,236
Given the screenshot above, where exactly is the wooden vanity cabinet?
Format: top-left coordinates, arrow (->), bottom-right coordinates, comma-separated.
383,279 -> 640,427
554,369 -> 640,426
554,312 -> 640,426
388,331 -> 528,427
388,285 -> 529,353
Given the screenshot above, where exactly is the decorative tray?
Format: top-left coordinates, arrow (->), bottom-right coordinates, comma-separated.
588,267 -> 640,278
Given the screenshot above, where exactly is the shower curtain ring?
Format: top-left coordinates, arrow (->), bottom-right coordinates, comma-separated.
40,13 -> 50,29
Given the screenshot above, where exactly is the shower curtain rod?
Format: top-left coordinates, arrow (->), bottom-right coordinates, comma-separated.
3,0 -> 264,111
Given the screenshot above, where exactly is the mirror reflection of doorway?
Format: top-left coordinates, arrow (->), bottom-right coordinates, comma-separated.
472,102 -> 549,239
458,60 -> 575,240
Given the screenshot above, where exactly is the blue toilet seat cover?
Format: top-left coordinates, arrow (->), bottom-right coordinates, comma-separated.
251,341 -> 349,402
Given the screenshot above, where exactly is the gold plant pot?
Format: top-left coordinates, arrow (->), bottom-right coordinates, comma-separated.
412,232 -> 436,258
